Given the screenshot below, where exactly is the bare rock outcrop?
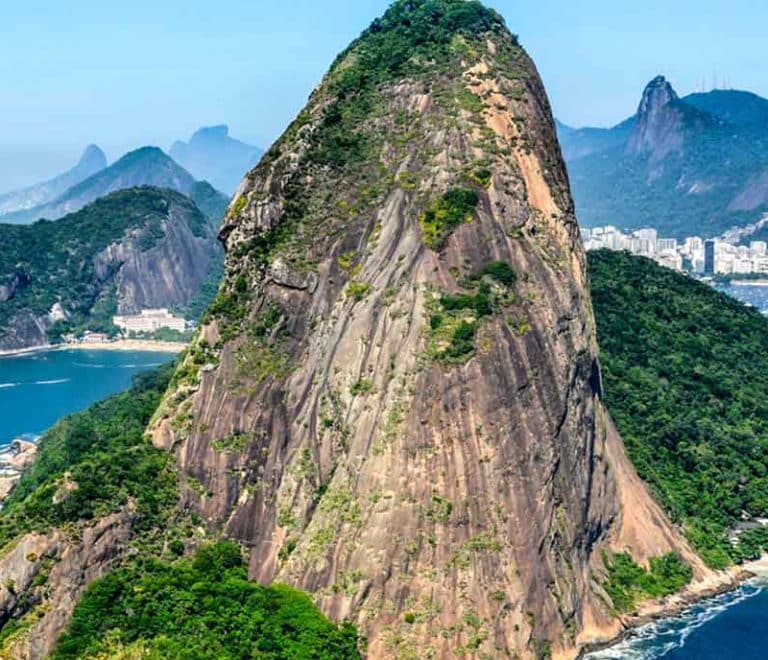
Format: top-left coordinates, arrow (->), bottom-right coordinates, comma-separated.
149,3 -> 703,657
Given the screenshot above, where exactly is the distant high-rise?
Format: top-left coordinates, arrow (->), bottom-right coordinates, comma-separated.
704,240 -> 717,275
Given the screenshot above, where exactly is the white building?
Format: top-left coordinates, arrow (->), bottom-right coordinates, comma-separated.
113,309 -> 186,333
683,237 -> 704,254
657,238 -> 678,252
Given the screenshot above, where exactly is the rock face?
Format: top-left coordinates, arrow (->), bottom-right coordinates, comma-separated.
0,187 -> 224,351
0,145 -> 107,217
1,147 -> 208,225
0,509 -> 135,658
171,125 -> 263,195
626,76 -> 686,161
152,2 -> 701,657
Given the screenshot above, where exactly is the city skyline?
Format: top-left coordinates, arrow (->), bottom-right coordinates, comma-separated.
584,223 -> 768,277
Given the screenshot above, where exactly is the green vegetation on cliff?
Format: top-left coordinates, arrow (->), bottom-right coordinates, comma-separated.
590,250 -> 768,567
306,0 -> 514,170
0,364 -> 361,656
420,188 -> 479,249
603,552 -> 693,613
0,366 -> 177,548
54,542 -> 360,659
328,0 -> 508,98
427,262 -> 517,363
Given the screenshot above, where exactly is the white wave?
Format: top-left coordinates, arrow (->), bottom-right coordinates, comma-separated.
74,361 -> 165,369
34,379 -> 70,385
0,382 -> 18,389
586,582 -> 764,659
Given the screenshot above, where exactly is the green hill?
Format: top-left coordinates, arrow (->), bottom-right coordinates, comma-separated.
0,186 -> 224,350
590,249 -> 768,567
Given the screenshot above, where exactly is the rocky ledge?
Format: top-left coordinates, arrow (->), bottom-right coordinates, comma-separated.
0,439 -> 38,502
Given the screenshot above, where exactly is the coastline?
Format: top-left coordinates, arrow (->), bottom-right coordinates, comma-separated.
64,339 -> 186,354
577,557 -> 768,657
0,339 -> 186,358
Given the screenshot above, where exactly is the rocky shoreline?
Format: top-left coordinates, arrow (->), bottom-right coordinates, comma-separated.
577,562 -> 766,657
0,438 -> 38,502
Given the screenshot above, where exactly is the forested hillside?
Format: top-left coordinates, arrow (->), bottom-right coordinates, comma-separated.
590,249 -> 768,567
0,186 -> 223,350
0,365 -> 359,658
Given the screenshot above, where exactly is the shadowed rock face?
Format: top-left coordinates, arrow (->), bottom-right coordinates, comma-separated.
626,76 -> 688,162
151,2 -> 699,657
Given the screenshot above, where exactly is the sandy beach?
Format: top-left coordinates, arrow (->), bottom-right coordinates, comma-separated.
64,339 -> 186,354
742,554 -> 768,577
0,339 -> 186,358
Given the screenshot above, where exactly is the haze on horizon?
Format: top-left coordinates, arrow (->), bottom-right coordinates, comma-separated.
1,0 -> 764,192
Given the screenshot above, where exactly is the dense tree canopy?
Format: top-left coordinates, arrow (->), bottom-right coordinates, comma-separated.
54,542 -> 361,659
590,250 -> 768,567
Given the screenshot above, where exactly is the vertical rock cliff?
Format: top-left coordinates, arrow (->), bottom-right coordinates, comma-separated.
152,1 -> 703,657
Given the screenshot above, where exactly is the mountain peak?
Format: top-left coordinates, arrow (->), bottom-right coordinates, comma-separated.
637,75 -> 679,117
120,146 -> 168,161
627,75 -> 687,159
152,1 -> 690,657
77,144 -> 108,169
332,0 -> 509,81
191,125 -> 230,141
0,145 -> 107,217
170,126 -> 262,195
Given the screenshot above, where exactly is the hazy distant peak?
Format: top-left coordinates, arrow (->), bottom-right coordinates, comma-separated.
0,144 -> 107,216
0,145 -> 202,224
191,125 -> 230,141
683,88 -> 768,126
170,125 -> 263,195
79,144 -> 107,167
120,146 -> 168,160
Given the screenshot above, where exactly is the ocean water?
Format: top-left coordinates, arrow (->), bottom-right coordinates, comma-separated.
717,283 -> 768,315
0,349 -> 174,448
586,580 -> 768,659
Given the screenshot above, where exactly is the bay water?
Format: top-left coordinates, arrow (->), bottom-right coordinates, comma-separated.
0,349 -> 174,448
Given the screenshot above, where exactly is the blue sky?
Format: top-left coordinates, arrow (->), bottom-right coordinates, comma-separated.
0,0 -> 765,190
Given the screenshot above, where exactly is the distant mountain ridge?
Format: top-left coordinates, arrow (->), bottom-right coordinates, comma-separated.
0,147 -> 210,224
0,145 -> 107,216
170,125 -> 263,195
684,89 -> 768,126
559,77 -> 768,238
